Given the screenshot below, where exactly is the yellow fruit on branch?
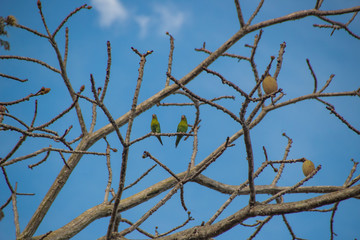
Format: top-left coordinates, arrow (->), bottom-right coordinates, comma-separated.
302,160 -> 315,177
262,75 -> 278,95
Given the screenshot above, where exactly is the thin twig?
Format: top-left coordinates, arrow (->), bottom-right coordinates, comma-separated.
180,187 -> 188,212
234,0 -> 246,28
195,42 -> 250,61
306,58 -> 318,93
58,152 -> 70,169
104,142 -> 112,203
247,0 -> 265,25
165,32 -> 175,87
271,133 -> 293,186
203,67 -> 249,98
52,4 -> 91,37
326,106 -> 360,135
120,218 -> 155,238
14,23 -> 48,38
37,0 -> 52,37
262,146 -> 277,172
273,41 -> 286,79
143,151 -> 180,182
306,206 -> 336,213
191,137 -> 231,181
330,202 -> 339,240
64,27 -> 69,68
30,100 -> 38,127
0,113 -> 29,129
2,166 -> 14,193
0,73 -> 28,82
344,159 -> 358,186
315,0 -> 324,9
282,213 -> 297,239
0,135 -> 27,165
68,133 -> 83,145
315,15 -> 360,40
100,41 -> 112,103
240,220 -> 261,227
157,211 -> 194,237
248,30 -> 263,96
130,132 -> 193,146
34,96 -> 79,130
159,96 -> 235,107
245,98 -> 266,125
319,74 -> 335,93
0,89 -> 50,106
247,216 -> 272,240
346,12 -> 358,26
89,100 -> 98,133
1,195 -> 12,210
168,74 -> 241,123
348,174 -> 360,187
269,158 -> 306,164
124,164 -> 157,191
12,183 -> 20,237
28,149 -> 51,169
75,93 -> 97,104
315,97 -> 334,109
2,147 -> 107,167
90,74 -> 125,146
0,55 -> 60,73
190,124 -> 200,168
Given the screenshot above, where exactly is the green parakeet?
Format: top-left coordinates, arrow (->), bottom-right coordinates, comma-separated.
151,114 -> 163,145
175,115 -> 188,148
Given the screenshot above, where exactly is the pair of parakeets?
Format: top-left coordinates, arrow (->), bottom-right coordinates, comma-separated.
149,75 -> 275,146
150,114 -> 188,147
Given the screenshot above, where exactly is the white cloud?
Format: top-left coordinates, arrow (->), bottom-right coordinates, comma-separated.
135,15 -> 150,38
91,0 -> 128,27
91,1 -> 187,37
153,4 -> 186,35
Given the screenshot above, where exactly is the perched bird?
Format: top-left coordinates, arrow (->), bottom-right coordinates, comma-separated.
150,114 -> 163,145
302,159 -> 315,177
175,115 -> 188,148
262,75 -> 278,95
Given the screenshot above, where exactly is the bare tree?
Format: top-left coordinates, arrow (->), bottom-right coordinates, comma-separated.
1,1 -> 360,239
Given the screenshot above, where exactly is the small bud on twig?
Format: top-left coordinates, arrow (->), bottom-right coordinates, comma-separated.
37,0 -> 42,9
38,87 -> 51,95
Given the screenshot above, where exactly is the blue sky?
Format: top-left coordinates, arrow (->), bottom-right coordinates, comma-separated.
1,0 -> 360,239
